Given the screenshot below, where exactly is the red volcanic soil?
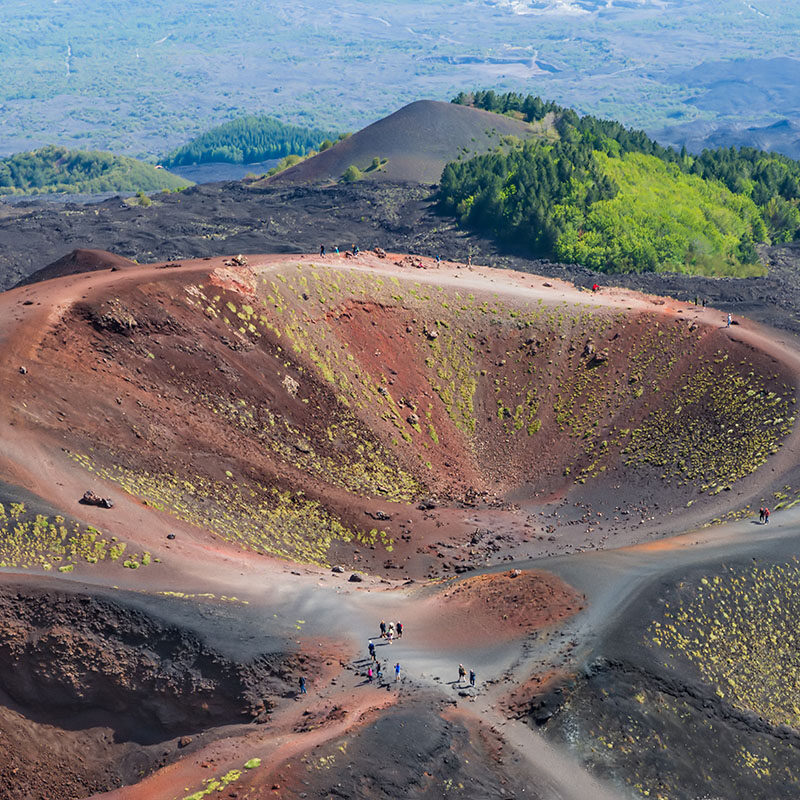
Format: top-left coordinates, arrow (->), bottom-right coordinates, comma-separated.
415,569 -> 585,649
261,100 -> 545,185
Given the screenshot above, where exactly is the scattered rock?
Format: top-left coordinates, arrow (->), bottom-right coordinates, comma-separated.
331,565 -> 345,573
407,412 -> 420,425
18,366 -> 26,374
348,573 -> 364,582
80,490 -> 114,509
178,736 -> 193,748
167,533 -> 176,540
282,374 -> 299,396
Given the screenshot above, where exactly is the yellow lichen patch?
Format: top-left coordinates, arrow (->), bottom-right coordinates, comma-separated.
0,502 -> 150,572
650,560 -> 800,728
69,453 -> 392,566
624,359 -> 794,491
181,758 -> 256,800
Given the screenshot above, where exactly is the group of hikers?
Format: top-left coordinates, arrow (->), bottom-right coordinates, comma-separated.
319,243 -> 358,257
457,663 -> 477,687
365,621 -> 404,686
298,617 -> 479,697
378,619 -> 401,643
759,506 -> 771,524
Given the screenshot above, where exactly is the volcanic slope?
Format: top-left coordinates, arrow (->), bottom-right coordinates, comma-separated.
3,254 -> 798,582
16,248 -> 138,287
261,100 -> 549,185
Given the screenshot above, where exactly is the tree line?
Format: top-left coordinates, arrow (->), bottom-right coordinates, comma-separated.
162,115 -> 335,167
441,91 -> 800,274
0,146 -> 189,195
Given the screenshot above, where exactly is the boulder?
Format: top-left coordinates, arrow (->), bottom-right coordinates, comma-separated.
80,491 -> 114,509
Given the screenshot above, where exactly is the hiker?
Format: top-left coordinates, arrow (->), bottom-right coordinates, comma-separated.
352,243 -> 359,256
320,244 -> 325,256
299,676 -> 307,695
396,621 -> 403,638
436,254 -> 441,264
388,621 -> 395,637
395,662 -> 401,682
368,640 -> 375,660
458,664 -> 466,684
727,313 -> 732,327
387,628 -> 394,644
469,669 -> 476,687
379,619 -> 387,638
759,507 -> 765,523
367,666 -> 374,683
334,246 -> 340,256
765,507 -> 771,524
376,664 -> 383,683
467,254 -> 472,267
592,283 -> 599,292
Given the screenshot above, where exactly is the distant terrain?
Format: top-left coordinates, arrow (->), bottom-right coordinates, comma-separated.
0,146 -> 189,196
2,95 -> 800,284
2,1 -> 800,158
659,118 -> 800,162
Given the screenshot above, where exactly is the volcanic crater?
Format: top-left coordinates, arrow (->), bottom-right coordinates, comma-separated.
2,252 -> 799,799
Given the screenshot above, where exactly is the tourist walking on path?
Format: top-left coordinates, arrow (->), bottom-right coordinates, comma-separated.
727,313 -> 732,327
320,244 -> 325,257
469,669 -> 476,687
379,620 -> 387,638
377,664 -> 383,684
765,507 -> 771,524
759,507 -> 765,523
395,662 -> 401,682
397,621 -> 403,638
367,666 -> 374,683
458,664 -> 466,684
299,676 -> 307,695
368,640 -> 375,660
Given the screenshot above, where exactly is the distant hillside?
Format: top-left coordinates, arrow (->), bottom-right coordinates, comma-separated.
439,91 -> 800,276
658,118 -> 800,162
15,249 -> 138,288
0,146 -> 190,196
163,116 -> 334,167
259,100 -> 549,186
673,57 -> 800,118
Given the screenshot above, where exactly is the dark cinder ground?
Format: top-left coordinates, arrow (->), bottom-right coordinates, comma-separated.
3,180 -> 800,337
